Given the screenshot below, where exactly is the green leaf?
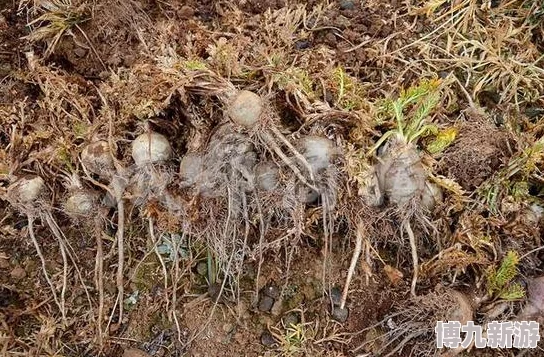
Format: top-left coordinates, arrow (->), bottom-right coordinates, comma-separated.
499,283 -> 525,301
426,127 -> 458,154
487,251 -> 520,296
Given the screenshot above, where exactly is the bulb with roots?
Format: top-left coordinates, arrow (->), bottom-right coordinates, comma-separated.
5,175 -> 91,323
63,174 -> 98,218
8,175 -> 46,206
129,131 -> 175,204
375,134 -> 442,210
81,140 -> 115,178
196,129 -> 257,197
222,89 -> 319,193
255,162 -> 280,192
228,90 -> 264,128
131,131 -> 173,166
374,134 -> 444,296
299,135 -> 336,175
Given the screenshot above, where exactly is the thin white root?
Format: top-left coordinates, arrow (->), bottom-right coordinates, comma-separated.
57,230 -> 68,323
183,187 -> 237,349
340,223 -> 364,310
149,218 -> 169,310
404,220 -> 418,297
254,194 -> 266,302
116,194 -> 125,324
260,130 -> 319,192
268,125 -> 316,182
45,212 -> 93,307
43,214 -> 69,323
364,238 -> 371,285
27,217 -> 65,322
95,229 -> 105,347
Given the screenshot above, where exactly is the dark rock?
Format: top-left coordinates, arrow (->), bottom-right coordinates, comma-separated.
282,312 -> 300,327
340,0 -> 356,10
525,107 -> 544,119
331,306 -> 349,322
330,286 -> 343,306
258,295 -> 275,312
263,284 -> 280,299
208,282 -> 223,303
260,331 -> 278,347
294,40 -> 311,50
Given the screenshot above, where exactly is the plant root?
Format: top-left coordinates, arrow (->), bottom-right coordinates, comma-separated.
27,217 -> 65,322
340,223 -> 364,310
403,219 -> 419,297
149,217 -> 169,310
260,130 -> 318,192
95,226 -> 105,347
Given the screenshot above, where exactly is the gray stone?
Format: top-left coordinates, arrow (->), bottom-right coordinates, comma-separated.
330,286 -> 342,306
331,306 -> 349,322
340,0 -> 356,10
282,312 -> 300,327
258,295 -> 275,312
260,331 -> 278,347
263,284 -> 279,299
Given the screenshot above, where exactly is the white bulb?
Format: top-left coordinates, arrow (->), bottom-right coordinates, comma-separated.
131,132 -> 172,166
13,176 -> 45,204
65,192 -> 94,215
228,90 -> 263,127
81,141 -> 114,176
301,136 -> 335,173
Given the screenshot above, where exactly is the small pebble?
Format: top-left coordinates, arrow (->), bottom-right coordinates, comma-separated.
73,47 -> 87,58
10,266 -> 26,280
222,323 -> 234,333
271,299 -> 283,316
196,261 -> 207,276
339,0 -> 355,10
179,5 -> 195,18
260,331 -> 278,347
294,40 -> 311,50
0,257 -> 10,269
331,306 -> 349,322
263,284 -> 280,299
258,295 -> 275,312
330,286 -> 342,306
282,312 -> 300,327
208,282 -> 223,303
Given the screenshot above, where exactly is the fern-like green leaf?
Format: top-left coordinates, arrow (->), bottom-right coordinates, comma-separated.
499,282 -> 526,301
487,250 -> 520,296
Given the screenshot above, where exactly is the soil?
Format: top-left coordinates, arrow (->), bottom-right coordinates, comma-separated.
1,0 -> 543,356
